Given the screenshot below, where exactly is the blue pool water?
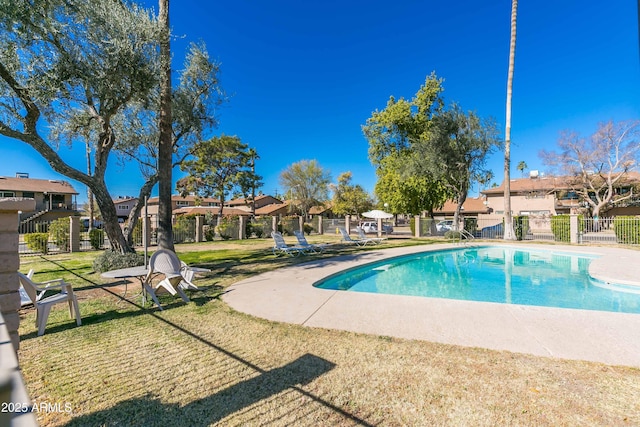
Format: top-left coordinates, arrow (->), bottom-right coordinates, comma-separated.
314,246 -> 640,314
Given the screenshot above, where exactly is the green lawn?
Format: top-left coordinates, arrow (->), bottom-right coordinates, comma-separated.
17,237 -> 640,426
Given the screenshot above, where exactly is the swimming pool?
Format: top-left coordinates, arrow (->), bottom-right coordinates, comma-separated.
314,246 -> 640,314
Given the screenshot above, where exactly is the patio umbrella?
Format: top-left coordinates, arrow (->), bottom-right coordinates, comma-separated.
362,210 -> 393,219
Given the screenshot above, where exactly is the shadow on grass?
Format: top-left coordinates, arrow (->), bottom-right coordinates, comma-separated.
62,354 -> 357,426
36,256 -> 376,426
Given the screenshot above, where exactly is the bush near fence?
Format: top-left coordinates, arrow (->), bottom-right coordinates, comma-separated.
513,216 -> 529,241
551,215 -> 584,242
614,216 -> 640,244
49,217 -> 70,251
463,217 -> 478,235
89,229 -> 104,250
24,233 -> 48,254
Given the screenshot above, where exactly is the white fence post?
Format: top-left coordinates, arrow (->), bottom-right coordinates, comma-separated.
415,215 -> 421,238
570,214 -> 579,244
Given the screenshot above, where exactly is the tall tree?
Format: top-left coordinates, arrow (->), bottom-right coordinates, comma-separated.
0,1 -> 225,252
414,105 -> 500,228
363,74 -> 450,217
503,0 -> 518,240
364,74 -> 497,225
330,172 -> 374,218
0,0 -> 160,253
540,120 -> 640,216
116,44 -> 225,247
279,160 -> 331,218
157,0 -> 174,251
176,135 -> 261,220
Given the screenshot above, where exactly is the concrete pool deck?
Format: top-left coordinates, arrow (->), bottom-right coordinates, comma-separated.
222,243 -> 640,368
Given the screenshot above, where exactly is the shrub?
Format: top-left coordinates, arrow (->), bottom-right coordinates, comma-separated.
215,220 -> 233,240
252,225 -> 264,238
89,228 -> 104,250
303,223 -> 313,235
614,216 -> 640,244
24,233 -> 48,254
93,250 -> 145,273
173,216 -> 194,243
513,216 -> 529,241
463,217 -> 478,236
204,225 -> 216,241
444,230 -> 462,240
49,217 -> 70,250
550,215 -> 583,242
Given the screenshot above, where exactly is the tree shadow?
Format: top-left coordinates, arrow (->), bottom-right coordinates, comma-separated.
62,353 -> 365,427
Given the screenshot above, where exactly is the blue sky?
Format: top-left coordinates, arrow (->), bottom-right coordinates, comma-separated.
2,0 -> 639,204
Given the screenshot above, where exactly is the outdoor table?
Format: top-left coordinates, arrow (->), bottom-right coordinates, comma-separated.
100,265 -> 163,310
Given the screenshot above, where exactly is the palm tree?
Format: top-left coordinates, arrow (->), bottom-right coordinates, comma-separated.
517,160 -> 528,177
503,0 -> 518,240
157,0 -> 175,251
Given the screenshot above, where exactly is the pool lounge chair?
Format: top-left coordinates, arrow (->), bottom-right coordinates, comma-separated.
293,230 -> 327,253
271,231 -> 309,257
337,227 -> 375,246
356,226 -> 385,244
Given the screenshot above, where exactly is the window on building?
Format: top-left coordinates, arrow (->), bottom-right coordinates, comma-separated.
0,191 -> 15,197
118,205 -> 129,210
176,201 -> 189,206
22,192 -> 35,198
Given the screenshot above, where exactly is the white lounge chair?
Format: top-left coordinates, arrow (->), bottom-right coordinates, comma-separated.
147,249 -> 190,307
337,227 -> 373,246
293,230 -> 327,253
271,231 -> 308,256
356,226 -> 385,244
18,272 -> 82,336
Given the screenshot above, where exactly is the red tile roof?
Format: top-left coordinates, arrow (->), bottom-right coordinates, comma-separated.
434,197 -> 490,215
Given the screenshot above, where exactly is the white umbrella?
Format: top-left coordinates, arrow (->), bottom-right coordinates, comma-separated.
362,209 -> 393,219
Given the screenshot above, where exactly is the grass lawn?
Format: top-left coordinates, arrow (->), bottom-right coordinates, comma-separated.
16,236 -> 640,426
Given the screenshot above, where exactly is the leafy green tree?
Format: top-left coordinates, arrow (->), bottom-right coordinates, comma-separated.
0,1 -> 225,252
364,74 -> 497,226
375,154 -> 452,219
330,172 -> 374,218
363,74 -> 450,218
177,135 -> 261,221
0,0 -> 158,252
280,160 -> 332,218
413,105 -> 500,227
364,72 -> 445,168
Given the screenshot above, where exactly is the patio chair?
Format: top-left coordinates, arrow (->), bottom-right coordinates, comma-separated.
293,230 -> 327,253
18,272 -> 82,336
271,231 -> 308,257
147,249 -> 190,305
179,261 -> 199,290
356,226 -> 385,244
337,227 -> 373,246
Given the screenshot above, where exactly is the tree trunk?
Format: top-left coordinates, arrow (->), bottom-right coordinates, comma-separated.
503,0 -> 518,240
86,141 -> 94,232
123,174 -> 158,247
92,181 -> 134,253
156,0 -> 175,251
